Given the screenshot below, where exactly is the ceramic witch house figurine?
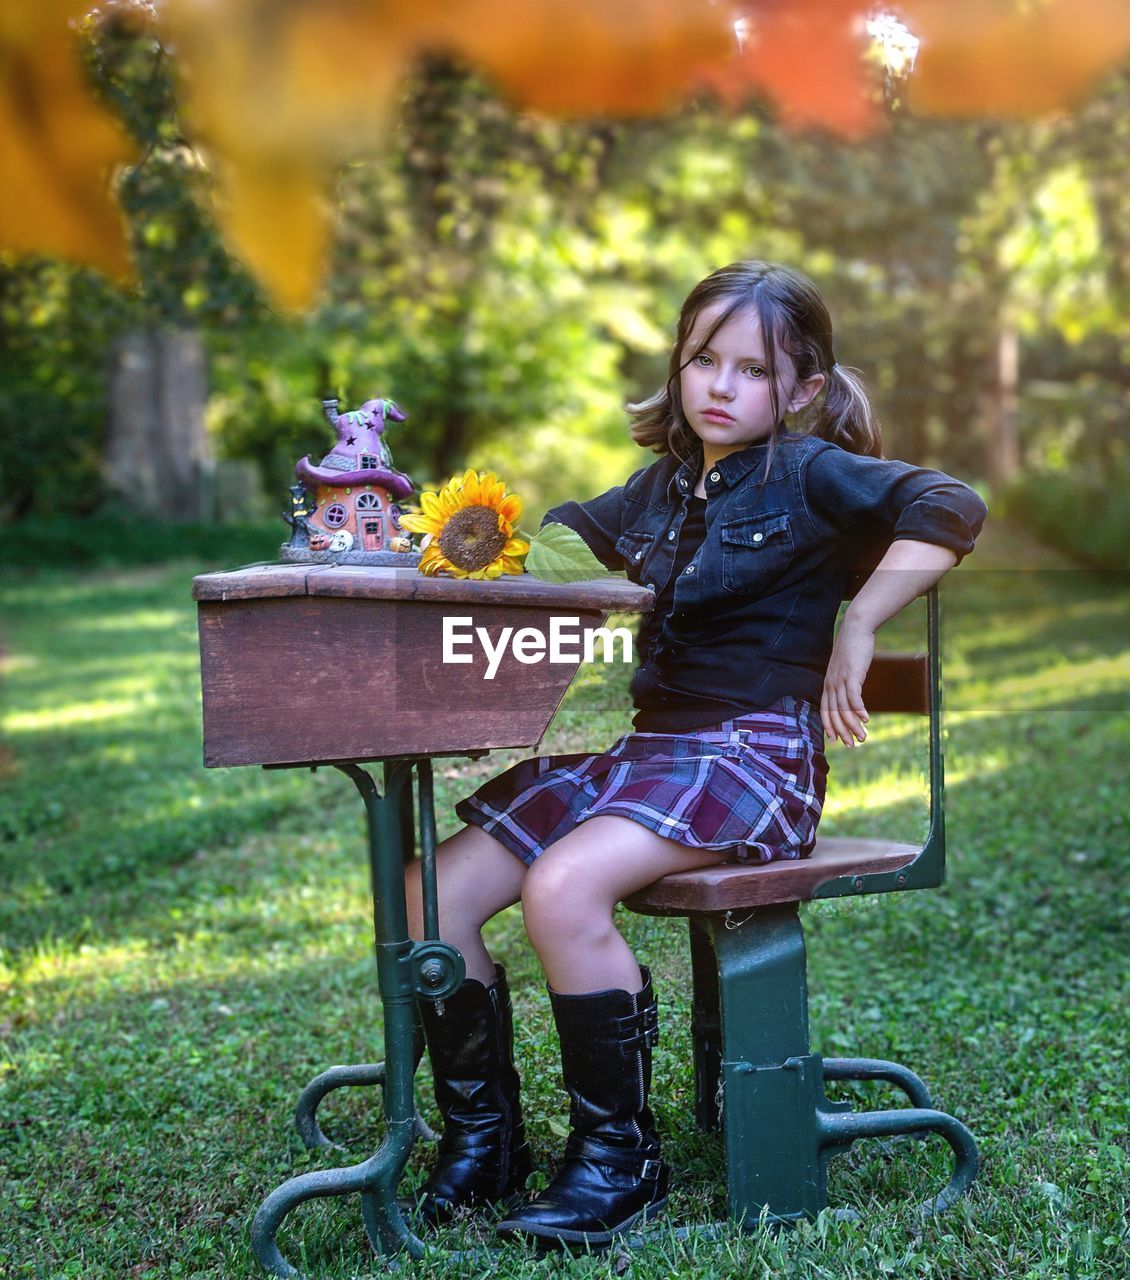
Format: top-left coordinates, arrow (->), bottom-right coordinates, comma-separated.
281,396 -> 420,565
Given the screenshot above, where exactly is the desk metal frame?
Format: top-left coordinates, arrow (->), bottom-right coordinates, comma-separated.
250,757 -> 463,1277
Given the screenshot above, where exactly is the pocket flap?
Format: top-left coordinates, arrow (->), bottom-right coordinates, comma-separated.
615,530 -> 654,565
720,512 -> 791,549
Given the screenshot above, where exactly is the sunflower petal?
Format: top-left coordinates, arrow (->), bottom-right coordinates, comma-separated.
399,511 -> 435,534
499,494 -> 524,525
420,490 -> 446,520
417,544 -> 448,576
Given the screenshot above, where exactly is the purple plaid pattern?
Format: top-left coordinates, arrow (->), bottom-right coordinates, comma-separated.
455,695 -> 828,867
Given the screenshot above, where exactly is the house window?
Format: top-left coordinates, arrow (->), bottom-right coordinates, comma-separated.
355,492 -> 381,510
359,452 -> 379,469
324,503 -> 348,528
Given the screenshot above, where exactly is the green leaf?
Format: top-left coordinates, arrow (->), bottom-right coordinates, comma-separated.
523,522 -> 621,583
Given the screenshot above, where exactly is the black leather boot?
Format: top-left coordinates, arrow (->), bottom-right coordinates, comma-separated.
406,963 -> 533,1226
496,967 -> 668,1248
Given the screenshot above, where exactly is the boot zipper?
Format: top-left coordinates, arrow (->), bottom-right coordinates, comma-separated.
631,993 -> 644,1142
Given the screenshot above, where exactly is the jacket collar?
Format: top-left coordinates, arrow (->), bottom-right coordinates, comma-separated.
666,433 -> 782,499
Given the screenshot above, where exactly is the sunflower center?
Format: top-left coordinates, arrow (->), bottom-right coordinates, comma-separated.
438,505 -> 507,571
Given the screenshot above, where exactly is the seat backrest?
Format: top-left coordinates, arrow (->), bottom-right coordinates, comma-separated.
810,584 -> 944,901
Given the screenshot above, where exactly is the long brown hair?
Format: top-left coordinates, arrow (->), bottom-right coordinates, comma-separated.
628,261 -> 883,479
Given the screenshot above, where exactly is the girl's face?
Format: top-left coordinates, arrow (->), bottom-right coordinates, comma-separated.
678,302 -> 824,465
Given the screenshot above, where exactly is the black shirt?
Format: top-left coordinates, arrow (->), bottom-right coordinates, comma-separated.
631,495 -> 778,732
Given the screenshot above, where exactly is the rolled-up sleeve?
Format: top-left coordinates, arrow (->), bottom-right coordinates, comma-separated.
541,468 -> 646,571
806,444 -> 988,563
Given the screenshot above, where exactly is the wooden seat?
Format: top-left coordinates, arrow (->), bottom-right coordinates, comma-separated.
625,837 -> 919,916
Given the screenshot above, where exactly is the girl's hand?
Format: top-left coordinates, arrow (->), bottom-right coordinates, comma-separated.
821,617 -> 875,748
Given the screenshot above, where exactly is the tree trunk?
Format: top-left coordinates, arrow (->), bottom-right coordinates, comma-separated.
982,319 -> 1021,489
106,330 -> 212,520
890,313 -> 929,464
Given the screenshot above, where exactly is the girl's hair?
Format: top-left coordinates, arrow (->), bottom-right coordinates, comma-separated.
627,261 -> 883,476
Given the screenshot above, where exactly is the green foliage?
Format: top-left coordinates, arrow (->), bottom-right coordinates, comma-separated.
0,519 -> 1127,1276
997,470 -> 1130,570
0,260 -> 133,522
0,514 -> 281,571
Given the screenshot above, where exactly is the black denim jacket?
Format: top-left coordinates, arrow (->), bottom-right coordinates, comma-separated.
542,433 -> 988,729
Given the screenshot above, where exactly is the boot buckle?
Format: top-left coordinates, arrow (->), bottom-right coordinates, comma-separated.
617,1003 -> 659,1054
640,1158 -> 662,1181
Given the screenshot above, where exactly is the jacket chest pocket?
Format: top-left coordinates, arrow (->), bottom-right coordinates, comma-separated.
615,529 -> 656,581
720,511 -> 794,595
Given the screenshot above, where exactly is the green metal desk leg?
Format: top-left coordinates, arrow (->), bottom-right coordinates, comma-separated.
251,761 -> 463,1277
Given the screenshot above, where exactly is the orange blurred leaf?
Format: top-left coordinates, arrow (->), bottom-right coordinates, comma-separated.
0,2 -> 136,276
432,0 -> 735,117
705,2 -> 877,136
207,152 -> 332,312
160,0 -> 740,306
906,0 -> 1130,117
162,0 -> 427,309
161,0 -> 873,305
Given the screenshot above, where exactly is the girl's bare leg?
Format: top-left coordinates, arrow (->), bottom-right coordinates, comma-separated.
405,823 -> 527,985
520,814 -> 725,993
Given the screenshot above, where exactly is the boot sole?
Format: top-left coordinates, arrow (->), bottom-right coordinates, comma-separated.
496,1195 -> 668,1250
399,1187 -> 529,1229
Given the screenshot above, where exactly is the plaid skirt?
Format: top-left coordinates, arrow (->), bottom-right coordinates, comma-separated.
455,695 -> 828,867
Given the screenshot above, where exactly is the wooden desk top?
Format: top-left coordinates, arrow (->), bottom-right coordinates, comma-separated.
192,562 -> 655,613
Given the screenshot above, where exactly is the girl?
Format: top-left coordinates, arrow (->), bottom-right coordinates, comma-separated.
403,261 -> 988,1247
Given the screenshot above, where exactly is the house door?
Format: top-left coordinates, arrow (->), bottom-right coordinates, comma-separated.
356,492 -> 383,551
361,516 -> 383,551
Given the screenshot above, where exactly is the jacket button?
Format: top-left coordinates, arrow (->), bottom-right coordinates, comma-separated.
646,582 -> 655,591
635,550 -> 644,560
753,532 -> 764,542
709,470 -> 720,482
679,477 -> 687,488
685,564 -> 695,574
667,530 -> 676,540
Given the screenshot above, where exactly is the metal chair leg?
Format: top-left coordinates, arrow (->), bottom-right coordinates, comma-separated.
691,906 -> 979,1229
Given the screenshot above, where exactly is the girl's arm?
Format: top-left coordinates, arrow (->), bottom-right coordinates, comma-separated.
821,539 -> 958,748
541,466 -> 650,570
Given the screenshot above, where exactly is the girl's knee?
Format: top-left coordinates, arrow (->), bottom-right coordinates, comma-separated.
520,857 -> 612,945
406,825 -> 527,941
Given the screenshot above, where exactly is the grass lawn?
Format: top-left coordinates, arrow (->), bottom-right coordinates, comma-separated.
1,522 -> 1127,1279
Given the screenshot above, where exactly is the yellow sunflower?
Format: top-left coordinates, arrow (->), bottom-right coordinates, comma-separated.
399,469 -> 530,579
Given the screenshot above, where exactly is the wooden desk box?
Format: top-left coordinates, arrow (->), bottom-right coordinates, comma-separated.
193,564 -> 653,767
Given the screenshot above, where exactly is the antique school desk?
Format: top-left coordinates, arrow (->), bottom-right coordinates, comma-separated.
192,562 -> 653,1276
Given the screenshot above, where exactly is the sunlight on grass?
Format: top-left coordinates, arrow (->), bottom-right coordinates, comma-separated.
0,651 -> 36,676
960,652 -> 1130,711
4,697 -> 151,731
73,609 -> 186,632
820,771 -> 927,822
